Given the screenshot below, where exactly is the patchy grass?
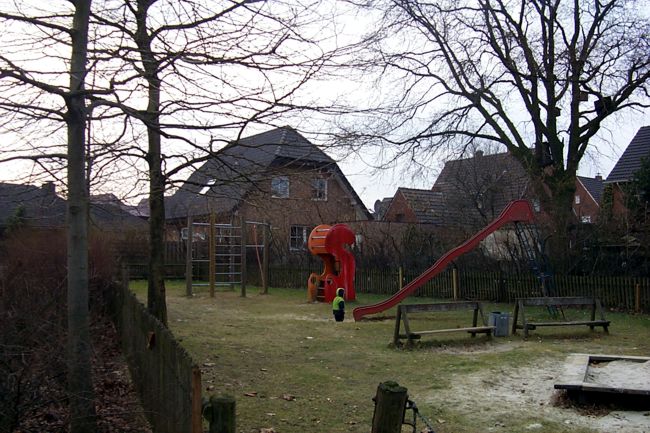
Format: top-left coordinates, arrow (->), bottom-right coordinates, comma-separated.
130,281 -> 650,433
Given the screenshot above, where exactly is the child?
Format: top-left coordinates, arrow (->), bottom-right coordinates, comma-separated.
332,288 -> 345,322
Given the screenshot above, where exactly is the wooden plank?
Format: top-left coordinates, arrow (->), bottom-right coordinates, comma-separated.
409,326 -> 494,335
401,301 -> 479,313
526,320 -> 609,327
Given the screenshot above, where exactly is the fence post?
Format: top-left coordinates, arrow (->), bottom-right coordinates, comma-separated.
240,212 -> 247,297
203,395 -> 236,433
398,267 -> 403,290
262,223 -> 269,294
371,381 -> 408,433
191,367 -> 202,433
186,215 -> 193,297
121,263 -> 129,290
209,212 -> 216,298
635,283 -> 641,313
452,265 -> 459,301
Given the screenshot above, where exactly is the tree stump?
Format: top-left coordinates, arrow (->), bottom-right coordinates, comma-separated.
203,395 -> 236,433
371,381 -> 408,433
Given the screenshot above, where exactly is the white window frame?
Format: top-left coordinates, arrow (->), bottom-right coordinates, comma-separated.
271,176 -> 289,198
311,178 -> 328,201
581,215 -> 592,223
575,194 -> 581,205
289,225 -> 309,251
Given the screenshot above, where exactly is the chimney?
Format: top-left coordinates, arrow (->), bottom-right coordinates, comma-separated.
42,181 -> 56,196
595,173 -> 603,181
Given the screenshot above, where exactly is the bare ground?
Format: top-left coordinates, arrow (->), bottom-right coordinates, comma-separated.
428,354 -> 650,433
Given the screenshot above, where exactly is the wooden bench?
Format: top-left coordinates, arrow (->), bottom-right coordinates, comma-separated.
393,301 -> 495,346
511,297 -> 610,338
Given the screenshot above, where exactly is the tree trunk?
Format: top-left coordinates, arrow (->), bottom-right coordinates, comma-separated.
135,0 -> 167,325
66,1 -> 97,432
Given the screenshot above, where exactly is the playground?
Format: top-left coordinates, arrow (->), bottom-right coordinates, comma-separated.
131,281 -> 650,433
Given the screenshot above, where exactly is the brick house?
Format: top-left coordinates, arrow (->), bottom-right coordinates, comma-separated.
381,151 -> 603,228
574,175 -> 604,224
165,126 -> 371,261
381,188 -> 445,224
603,125 -> 650,223
0,181 -> 146,236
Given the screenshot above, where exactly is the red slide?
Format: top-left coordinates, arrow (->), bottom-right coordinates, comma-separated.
353,200 -> 535,321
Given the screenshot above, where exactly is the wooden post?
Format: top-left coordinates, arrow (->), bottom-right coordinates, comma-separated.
191,366 -> 202,433
121,263 -> 129,290
635,283 -> 641,313
262,223 -> 269,295
240,213 -> 247,298
452,265 -> 459,301
203,395 -> 236,433
371,381 -> 408,433
209,213 -> 216,298
186,216 -> 193,297
398,267 -> 403,290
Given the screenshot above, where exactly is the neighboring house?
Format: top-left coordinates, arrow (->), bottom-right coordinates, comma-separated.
574,175 -> 604,224
91,193 -> 141,217
430,151 -> 534,229
165,126 -> 371,257
381,187 -> 445,224
604,125 -> 650,221
0,182 -> 147,236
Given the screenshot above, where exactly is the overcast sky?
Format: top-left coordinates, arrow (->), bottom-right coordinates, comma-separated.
0,1 -> 648,211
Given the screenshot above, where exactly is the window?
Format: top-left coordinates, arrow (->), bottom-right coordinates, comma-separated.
181,228 -> 206,241
290,225 -> 309,251
311,178 -> 328,201
199,179 -> 216,195
532,199 -> 541,213
581,215 -> 592,223
271,176 -> 289,198
575,194 -> 581,205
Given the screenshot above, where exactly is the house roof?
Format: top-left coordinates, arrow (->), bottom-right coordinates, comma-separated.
0,182 -> 66,229
605,126 -> 650,183
0,182 -> 146,232
166,126 -> 371,220
395,188 -> 445,224
432,151 -> 530,225
577,175 -> 604,204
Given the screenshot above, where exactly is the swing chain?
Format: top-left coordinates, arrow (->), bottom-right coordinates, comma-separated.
404,398 -> 436,433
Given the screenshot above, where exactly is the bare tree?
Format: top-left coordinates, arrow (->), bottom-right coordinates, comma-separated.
83,0 -> 340,322
347,0 -> 650,242
0,1 -> 97,432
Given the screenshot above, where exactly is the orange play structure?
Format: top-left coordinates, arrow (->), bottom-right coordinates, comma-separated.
307,224 -> 356,303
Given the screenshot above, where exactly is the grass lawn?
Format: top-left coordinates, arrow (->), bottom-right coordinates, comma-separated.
130,281 -> 650,433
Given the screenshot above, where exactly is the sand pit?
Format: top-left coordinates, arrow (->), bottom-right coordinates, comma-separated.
424,357 -> 650,433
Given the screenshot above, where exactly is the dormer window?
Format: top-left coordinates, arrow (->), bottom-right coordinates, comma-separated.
271,176 -> 289,198
200,179 -> 216,195
311,178 -> 327,201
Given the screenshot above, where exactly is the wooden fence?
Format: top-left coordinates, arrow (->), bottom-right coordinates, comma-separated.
266,266 -> 650,311
112,282 -> 202,433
